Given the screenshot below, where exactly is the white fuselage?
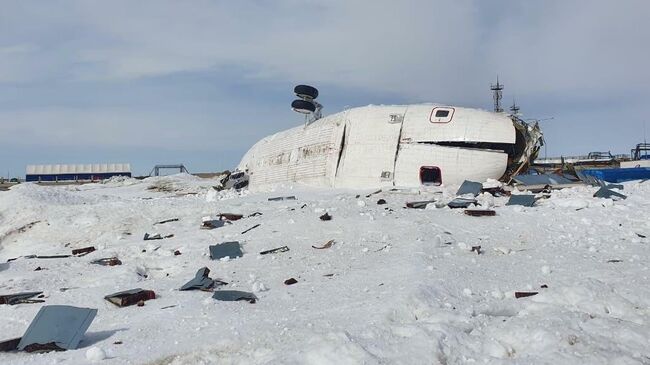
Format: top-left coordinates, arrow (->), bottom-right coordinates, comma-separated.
238,104 -> 526,189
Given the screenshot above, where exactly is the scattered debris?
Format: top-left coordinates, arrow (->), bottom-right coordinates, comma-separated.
105,289 -> 156,307
90,257 -> 122,266
471,246 -> 482,254
506,195 -> 537,207
209,241 -> 243,260
218,213 -> 243,221
375,244 -> 391,252
0,291 -> 44,305
319,212 -> 332,221
365,189 -> 382,198
180,267 -> 224,291
212,290 -> 257,303
219,170 -> 249,190
154,218 -> 179,225
406,200 -> 436,209
284,278 -> 298,285
8,305 -> 98,352
593,187 -> 627,200
464,209 -> 496,217
513,174 -> 575,186
482,186 -> 510,197
71,246 -> 96,256
143,233 -> 174,240
447,198 -> 477,209
241,224 -> 261,234
201,217 -> 228,229
0,337 -> 21,352
515,291 -> 539,298
259,246 -> 289,255
456,180 -> 482,196
248,212 -> 263,217
312,240 -> 334,250
377,199 -> 387,205
268,196 -> 296,201
0,221 -> 41,244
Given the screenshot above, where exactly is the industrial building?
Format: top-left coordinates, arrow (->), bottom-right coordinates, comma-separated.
25,164 -> 131,182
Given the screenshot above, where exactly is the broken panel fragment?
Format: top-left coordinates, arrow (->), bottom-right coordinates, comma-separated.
212,290 -> 257,303
209,242 -> 243,260
16,305 -> 97,352
105,288 -> 156,307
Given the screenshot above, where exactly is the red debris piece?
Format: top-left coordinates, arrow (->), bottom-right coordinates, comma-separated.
464,210 -> 496,217
72,246 -> 96,256
105,289 -> 156,307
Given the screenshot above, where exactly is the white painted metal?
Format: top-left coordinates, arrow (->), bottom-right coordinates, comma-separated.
333,106 -> 406,189
393,144 -> 507,186
238,113 -> 345,187
401,105 -> 514,144
238,103 -> 524,190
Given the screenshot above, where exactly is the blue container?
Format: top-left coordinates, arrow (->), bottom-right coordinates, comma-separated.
582,167 -> 650,183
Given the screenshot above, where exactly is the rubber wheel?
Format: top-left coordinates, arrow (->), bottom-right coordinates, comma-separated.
291,99 -> 316,113
294,85 -> 318,100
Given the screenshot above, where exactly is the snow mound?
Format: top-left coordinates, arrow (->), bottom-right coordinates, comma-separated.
0,180 -> 649,364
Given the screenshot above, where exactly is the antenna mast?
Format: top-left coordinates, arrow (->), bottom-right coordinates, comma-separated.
490,76 -> 504,113
509,99 -> 520,116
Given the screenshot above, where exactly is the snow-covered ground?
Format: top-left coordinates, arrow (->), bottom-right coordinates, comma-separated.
1,174 -> 649,364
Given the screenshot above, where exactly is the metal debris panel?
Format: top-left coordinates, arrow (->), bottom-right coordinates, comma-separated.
456,181 -> 482,196
17,305 -> 97,351
212,290 -> 257,303
209,242 -> 243,260
506,195 -> 536,207
180,267 -> 214,291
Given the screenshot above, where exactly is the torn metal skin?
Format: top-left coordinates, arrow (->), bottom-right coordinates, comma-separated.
504,117 -> 544,184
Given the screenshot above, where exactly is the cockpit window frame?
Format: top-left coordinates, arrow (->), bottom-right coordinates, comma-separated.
429,107 -> 455,123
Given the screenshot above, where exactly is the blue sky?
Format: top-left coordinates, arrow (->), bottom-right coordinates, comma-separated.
1,0 -> 649,177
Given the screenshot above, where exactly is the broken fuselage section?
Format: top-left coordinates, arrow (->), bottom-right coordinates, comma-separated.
238,104 -> 542,189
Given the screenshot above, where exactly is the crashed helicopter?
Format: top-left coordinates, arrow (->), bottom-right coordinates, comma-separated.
235,85 -> 543,190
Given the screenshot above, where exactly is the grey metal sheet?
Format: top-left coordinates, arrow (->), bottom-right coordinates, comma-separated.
209,242 -> 243,260
212,290 -> 257,303
456,181 -> 482,196
405,200 -> 436,209
180,267 -> 214,291
593,187 -> 627,200
17,305 -> 97,351
506,195 -> 536,207
447,198 -> 477,209
513,174 -> 574,186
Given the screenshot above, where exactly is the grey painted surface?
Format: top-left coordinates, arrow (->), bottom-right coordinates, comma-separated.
17,305 -> 97,351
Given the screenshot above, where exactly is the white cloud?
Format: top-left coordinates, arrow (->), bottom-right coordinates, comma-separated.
0,0 -> 649,171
